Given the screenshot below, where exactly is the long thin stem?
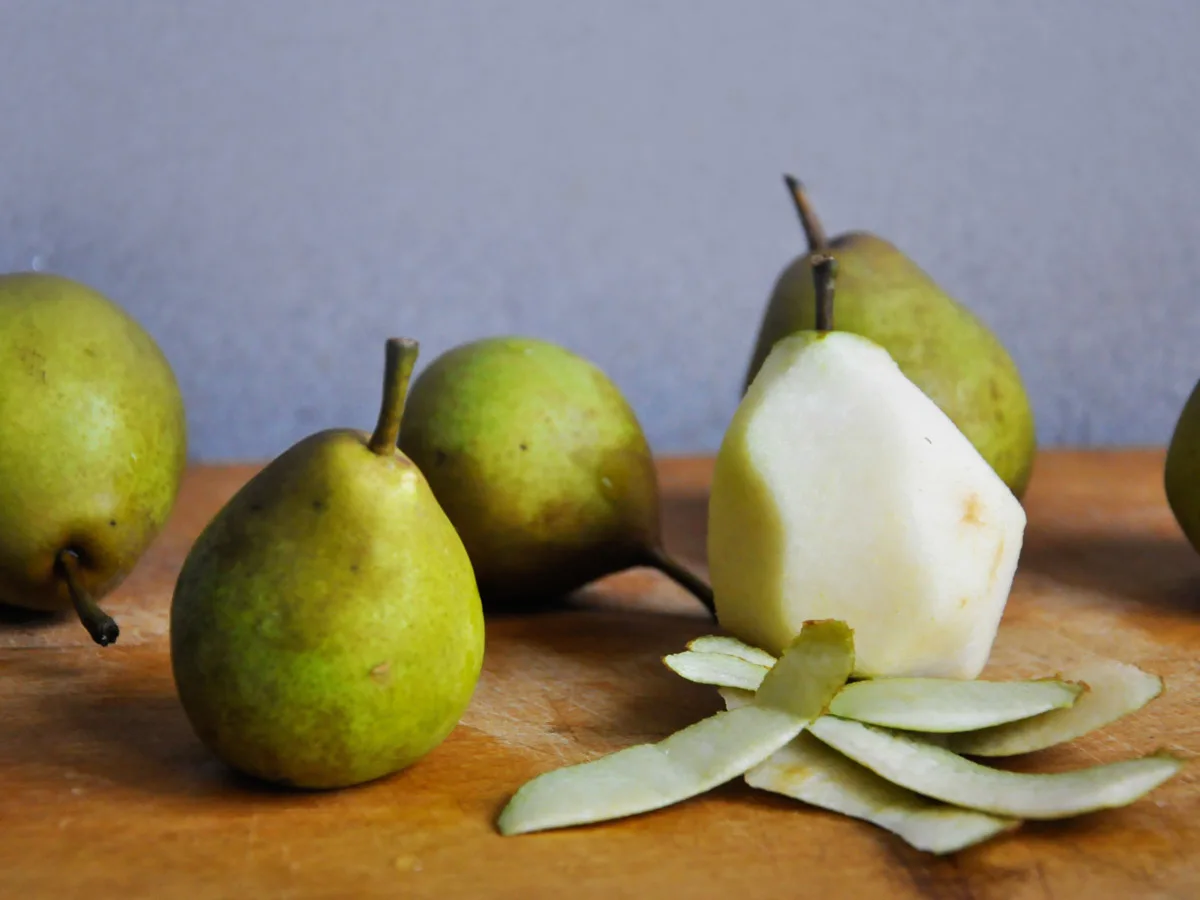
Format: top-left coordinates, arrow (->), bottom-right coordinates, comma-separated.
783,174 -> 828,252
368,338 -> 420,456
811,253 -> 838,333
643,545 -> 716,618
55,549 -> 119,646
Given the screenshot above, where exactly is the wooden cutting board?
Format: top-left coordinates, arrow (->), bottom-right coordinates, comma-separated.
1,452 -> 1197,899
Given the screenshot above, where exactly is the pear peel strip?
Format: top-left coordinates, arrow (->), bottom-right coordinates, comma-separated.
945,659 -> 1164,757
686,634 -> 777,667
721,688 -> 1020,855
809,716 -> 1184,820
496,621 -> 854,837
665,649 -> 1085,733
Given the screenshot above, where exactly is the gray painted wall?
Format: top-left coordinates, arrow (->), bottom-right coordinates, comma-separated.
2,1 -> 1198,461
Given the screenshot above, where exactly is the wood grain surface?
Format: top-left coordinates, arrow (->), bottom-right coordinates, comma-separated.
1,452 -> 1197,899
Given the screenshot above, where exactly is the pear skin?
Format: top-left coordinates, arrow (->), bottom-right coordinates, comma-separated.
745,178 -> 1036,498
0,272 -> 187,644
398,336 -> 713,613
1165,378 -> 1200,554
170,339 -> 485,789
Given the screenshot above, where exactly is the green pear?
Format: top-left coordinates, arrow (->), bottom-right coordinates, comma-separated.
1165,377 -> 1200,554
397,336 -> 713,614
745,177 -> 1036,498
170,339 -> 485,790
0,272 -> 187,645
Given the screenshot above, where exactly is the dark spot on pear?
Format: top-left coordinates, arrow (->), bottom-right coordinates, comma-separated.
434,450 -> 448,466
108,519 -> 117,527
350,564 -> 359,574
519,443 -> 528,451
312,499 -> 325,512
248,503 -> 262,513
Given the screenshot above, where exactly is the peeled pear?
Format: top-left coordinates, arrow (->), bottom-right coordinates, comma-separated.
709,257 -> 1027,678
0,272 -> 187,645
170,339 -> 485,790
1165,377 -> 1200,554
745,176 -> 1036,498
397,336 -> 712,613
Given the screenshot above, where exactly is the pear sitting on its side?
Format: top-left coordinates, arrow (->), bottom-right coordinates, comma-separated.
0,272 -> 187,645
709,258 -> 1027,679
170,339 -> 484,790
398,336 -> 713,615
744,177 -> 1036,499
1165,377 -> 1200,555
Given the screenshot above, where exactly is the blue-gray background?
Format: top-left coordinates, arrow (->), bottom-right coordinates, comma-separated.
2,1 -> 1198,462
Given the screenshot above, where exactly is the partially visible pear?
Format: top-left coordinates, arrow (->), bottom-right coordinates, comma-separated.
397,336 -> 713,614
1165,377 -> 1200,554
0,272 -> 187,645
170,339 -> 485,790
745,177 -> 1036,498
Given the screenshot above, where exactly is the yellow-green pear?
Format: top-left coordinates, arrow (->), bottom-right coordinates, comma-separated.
170,339 -> 485,790
0,272 -> 187,644
745,177 -> 1036,498
397,336 -> 712,614
1165,377 -> 1200,554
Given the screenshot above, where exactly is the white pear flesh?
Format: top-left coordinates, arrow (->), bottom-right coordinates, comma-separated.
664,647 -> 1084,733
721,688 -> 1019,854
946,659 -> 1164,757
708,331 -> 1028,679
809,716 -> 1184,820
496,620 -> 854,836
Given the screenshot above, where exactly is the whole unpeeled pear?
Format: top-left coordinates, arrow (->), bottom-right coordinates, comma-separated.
1165,377 -> 1200,554
170,339 -> 485,790
0,272 -> 187,644
745,177 -> 1037,498
397,336 -> 713,614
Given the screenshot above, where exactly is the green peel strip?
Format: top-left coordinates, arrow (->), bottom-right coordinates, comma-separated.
496,620 -> 854,836
809,715 -> 1184,820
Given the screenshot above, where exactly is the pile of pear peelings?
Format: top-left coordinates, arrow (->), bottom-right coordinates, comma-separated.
496,621 -> 1183,855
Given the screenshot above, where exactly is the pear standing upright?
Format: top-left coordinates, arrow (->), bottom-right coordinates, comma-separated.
710,257 -> 1026,679
170,339 -> 485,790
0,272 -> 187,644
745,177 -> 1036,498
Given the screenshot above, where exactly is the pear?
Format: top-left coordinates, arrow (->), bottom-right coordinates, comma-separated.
397,336 -> 713,614
169,339 -> 485,790
745,176 -> 1036,498
709,257 -> 1027,679
0,272 -> 187,645
1165,377 -> 1200,554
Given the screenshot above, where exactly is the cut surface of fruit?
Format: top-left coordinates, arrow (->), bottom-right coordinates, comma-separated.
809,716 -> 1184,820
946,659 -> 1164,757
708,331 -> 1027,679
496,620 -> 854,836
721,689 -> 1019,854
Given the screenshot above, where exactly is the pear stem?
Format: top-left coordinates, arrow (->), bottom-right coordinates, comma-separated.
55,549 -> 119,646
368,338 -> 420,456
783,175 -> 828,252
643,545 -> 716,618
811,253 -> 837,332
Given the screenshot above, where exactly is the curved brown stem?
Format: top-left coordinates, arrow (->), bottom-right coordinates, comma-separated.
643,545 -> 716,618
55,549 -> 119,646
369,338 -> 420,455
783,175 -> 828,252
